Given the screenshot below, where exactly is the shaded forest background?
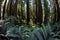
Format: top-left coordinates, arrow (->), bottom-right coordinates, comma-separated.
0,0 -> 60,40
0,0 -> 60,26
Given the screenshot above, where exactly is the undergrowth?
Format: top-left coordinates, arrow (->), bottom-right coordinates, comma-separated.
0,17 -> 60,40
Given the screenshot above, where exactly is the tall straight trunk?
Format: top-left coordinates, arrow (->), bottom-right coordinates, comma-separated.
3,0 -> 7,19
36,0 -> 42,25
6,0 -> 10,17
55,0 -> 60,22
0,1 -> 1,19
35,0 -> 38,24
53,0 -> 57,23
37,0 -> 42,25
0,7 -> 1,19
13,0 -> 18,18
18,0 -> 22,25
50,0 -> 56,24
9,0 -> 18,17
20,0 -> 24,24
21,0 -> 24,20
33,0 -> 36,24
9,0 -> 12,16
0,0 -> 3,20
1,0 -> 7,20
44,0 -> 50,24
10,0 -> 15,16
27,0 -> 30,25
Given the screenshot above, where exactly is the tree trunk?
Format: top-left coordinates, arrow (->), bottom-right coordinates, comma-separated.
55,0 -> 60,22
27,0 -> 30,25
3,0 -> 7,19
37,0 -> 42,25
9,0 -> 12,16
0,0 -> 3,20
44,0 -> 50,24
35,0 -> 38,24
13,0 -> 18,18
0,1 -> 1,19
1,0 -> 7,20
50,0 -> 56,24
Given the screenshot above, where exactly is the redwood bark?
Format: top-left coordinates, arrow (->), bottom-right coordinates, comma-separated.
27,0 -> 30,25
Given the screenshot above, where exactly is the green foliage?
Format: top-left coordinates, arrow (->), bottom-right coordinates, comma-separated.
3,20 -> 60,40
3,19 -> 60,40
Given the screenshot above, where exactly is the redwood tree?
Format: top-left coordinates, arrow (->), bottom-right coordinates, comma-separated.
37,0 -> 42,25
35,0 -> 42,25
3,0 -> 7,19
0,0 -> 1,19
55,0 -> 60,22
26,0 -> 30,25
